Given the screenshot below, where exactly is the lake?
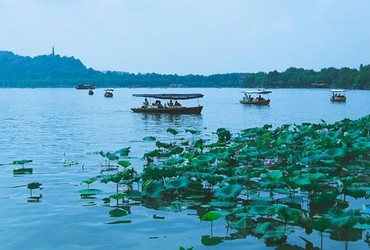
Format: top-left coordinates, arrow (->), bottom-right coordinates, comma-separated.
0,88 -> 369,250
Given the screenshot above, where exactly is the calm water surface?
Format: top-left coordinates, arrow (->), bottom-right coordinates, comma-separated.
0,88 -> 369,250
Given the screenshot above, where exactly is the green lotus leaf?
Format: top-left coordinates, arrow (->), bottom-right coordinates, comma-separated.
127,190 -> 142,200
81,177 -> 97,185
201,235 -> 223,246
193,154 -> 214,163
117,160 -> 131,168
106,152 -> 119,161
214,128 -> 231,142
142,180 -> 165,198
170,146 -> 184,155
212,151 -> 231,160
314,190 -> 340,203
261,170 -> 283,181
185,129 -> 200,135
312,217 -> 331,232
144,149 -> 161,158
109,208 -> 129,217
231,217 -> 256,229
321,148 -> 346,159
214,184 -> 242,200
156,141 -> 173,149
166,177 -> 190,190
208,200 -> 237,208
344,188 -> 367,199
79,189 -> 102,196
201,210 -> 228,221
167,128 -> 179,136
27,182 -> 42,190
143,136 -> 156,142
114,147 -> 131,156
254,222 -> 276,235
330,227 -> 363,242
109,193 -> 127,200
164,157 -> 185,165
12,159 -> 33,165
353,223 -> 370,230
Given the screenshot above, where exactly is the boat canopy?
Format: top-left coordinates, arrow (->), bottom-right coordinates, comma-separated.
243,90 -> 272,95
330,89 -> 346,92
132,93 -> 204,100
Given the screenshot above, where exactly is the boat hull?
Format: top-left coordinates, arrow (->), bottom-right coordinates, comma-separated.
131,106 -> 203,115
76,84 -> 95,90
240,99 -> 270,105
331,97 -> 346,102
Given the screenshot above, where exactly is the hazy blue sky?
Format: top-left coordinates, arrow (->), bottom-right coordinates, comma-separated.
1,0 -> 369,75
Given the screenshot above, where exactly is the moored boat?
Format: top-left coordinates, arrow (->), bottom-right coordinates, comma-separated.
131,93 -> 204,114
75,83 -> 95,90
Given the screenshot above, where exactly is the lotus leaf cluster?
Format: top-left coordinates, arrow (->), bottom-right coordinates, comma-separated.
81,115 -> 370,248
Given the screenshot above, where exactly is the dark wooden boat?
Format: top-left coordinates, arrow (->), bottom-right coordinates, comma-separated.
75,84 -> 95,90
131,93 -> 204,114
240,89 -> 271,106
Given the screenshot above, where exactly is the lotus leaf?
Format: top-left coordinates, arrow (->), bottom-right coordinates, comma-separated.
109,193 -> 127,200
214,184 -> 242,200
314,190 -> 340,203
143,136 -> 156,141
156,141 -> 173,149
201,210 -> 228,221
114,147 -> 131,156
81,177 -> 97,185
79,189 -> 102,196
117,160 -> 131,168
12,159 -> 32,165
166,177 -> 190,190
164,157 -> 185,165
167,128 -> 179,136
142,180 -> 165,198
312,217 -> 331,232
27,182 -> 42,190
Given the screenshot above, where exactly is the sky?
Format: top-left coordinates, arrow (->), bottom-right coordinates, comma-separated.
0,0 -> 369,75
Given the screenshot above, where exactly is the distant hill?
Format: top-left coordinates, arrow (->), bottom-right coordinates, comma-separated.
0,51 -> 369,89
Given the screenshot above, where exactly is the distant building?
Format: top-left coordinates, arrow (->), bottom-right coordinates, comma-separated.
51,46 -> 55,56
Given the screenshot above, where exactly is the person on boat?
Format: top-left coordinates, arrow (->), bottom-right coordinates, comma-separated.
174,101 -> 181,107
157,100 -> 163,108
142,98 -> 149,108
168,99 -> 173,107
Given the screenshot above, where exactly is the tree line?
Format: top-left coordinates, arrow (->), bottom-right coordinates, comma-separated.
0,51 -> 369,89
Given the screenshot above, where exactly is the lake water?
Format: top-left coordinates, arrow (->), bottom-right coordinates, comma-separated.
0,88 -> 369,250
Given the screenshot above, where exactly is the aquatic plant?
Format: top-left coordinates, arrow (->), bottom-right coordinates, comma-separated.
80,115 -> 370,248
12,159 -> 33,175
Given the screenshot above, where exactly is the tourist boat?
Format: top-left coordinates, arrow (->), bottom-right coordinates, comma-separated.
75,84 -> 95,90
104,89 -> 114,98
131,93 -> 204,114
240,89 -> 272,105
330,89 -> 346,102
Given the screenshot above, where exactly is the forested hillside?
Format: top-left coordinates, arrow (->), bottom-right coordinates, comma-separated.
0,51 -> 369,89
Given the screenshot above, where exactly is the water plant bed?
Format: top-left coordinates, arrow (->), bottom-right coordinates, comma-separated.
74,115 -> 370,249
